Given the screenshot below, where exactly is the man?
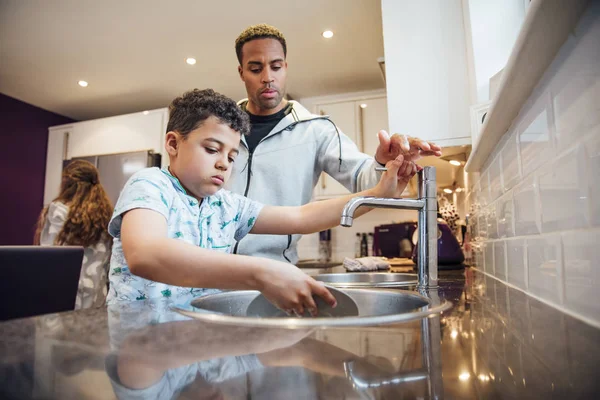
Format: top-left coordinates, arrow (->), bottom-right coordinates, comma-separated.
227,24 -> 441,264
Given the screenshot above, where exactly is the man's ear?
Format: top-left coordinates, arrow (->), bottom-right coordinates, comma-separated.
165,131 -> 180,156
238,65 -> 244,81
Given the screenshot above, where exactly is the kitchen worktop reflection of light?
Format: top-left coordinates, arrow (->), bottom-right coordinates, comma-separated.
1,269 -> 598,399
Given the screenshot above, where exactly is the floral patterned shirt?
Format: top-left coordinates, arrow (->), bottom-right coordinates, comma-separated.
106,167 -> 263,304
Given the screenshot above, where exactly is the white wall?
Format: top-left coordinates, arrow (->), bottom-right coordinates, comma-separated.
468,2 -> 600,326
381,0 -> 471,146
466,0 -> 527,102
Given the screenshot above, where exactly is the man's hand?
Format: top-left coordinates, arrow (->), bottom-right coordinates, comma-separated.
374,130 -> 442,166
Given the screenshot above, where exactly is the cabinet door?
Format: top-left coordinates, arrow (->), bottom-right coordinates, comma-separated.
358,97 -> 389,158
44,127 -> 71,205
315,101 -> 358,198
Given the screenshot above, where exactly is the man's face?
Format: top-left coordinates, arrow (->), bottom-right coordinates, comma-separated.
166,116 -> 240,200
238,38 -> 288,115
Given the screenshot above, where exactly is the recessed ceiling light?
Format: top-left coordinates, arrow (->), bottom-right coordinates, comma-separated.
322,30 -> 334,39
449,160 -> 461,166
143,111 -> 149,115
78,80 -> 88,87
443,188 -> 453,194
186,57 -> 197,65
360,103 -> 368,109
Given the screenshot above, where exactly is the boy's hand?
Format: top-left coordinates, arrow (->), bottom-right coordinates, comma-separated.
256,260 -> 337,316
372,154 -> 417,198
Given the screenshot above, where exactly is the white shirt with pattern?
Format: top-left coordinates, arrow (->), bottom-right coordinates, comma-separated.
106,167 -> 263,305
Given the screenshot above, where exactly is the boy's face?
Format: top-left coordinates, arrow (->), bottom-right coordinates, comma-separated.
238,38 -> 288,115
166,116 -> 240,200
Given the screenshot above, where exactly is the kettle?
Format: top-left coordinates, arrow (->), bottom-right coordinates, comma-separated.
411,218 -> 464,268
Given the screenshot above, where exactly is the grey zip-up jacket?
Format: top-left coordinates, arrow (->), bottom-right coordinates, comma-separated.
226,100 -> 383,264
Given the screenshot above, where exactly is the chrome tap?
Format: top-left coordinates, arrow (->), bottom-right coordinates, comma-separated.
341,167 -> 438,288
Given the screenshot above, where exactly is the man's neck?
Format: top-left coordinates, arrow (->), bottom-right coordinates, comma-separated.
246,99 -> 289,116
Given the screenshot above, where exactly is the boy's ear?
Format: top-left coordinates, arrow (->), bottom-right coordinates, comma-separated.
165,131 -> 180,156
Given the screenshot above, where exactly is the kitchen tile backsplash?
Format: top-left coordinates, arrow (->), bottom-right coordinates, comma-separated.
469,5 -> 600,326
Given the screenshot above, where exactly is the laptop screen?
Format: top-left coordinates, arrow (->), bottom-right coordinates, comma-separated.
0,246 -> 84,320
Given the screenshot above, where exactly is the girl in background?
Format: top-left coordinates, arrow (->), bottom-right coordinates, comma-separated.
34,160 -> 113,309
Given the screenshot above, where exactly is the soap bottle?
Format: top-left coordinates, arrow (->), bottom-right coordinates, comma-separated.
367,233 -> 374,257
360,233 -> 368,257
354,233 -> 362,258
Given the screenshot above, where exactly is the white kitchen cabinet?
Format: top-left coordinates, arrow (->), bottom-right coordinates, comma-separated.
43,108 -> 168,205
43,126 -> 71,205
67,109 -> 167,159
314,96 -> 389,199
381,0 -> 472,147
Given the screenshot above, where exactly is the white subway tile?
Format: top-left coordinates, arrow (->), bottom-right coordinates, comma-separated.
527,235 -> 562,305
479,169 -> 490,207
562,229 -> 600,321
501,130 -> 521,192
513,174 -> 541,236
583,128 -> 600,226
478,213 -> 487,241
506,238 -> 527,290
553,75 -> 600,149
487,203 -> 498,240
494,241 -> 507,281
497,191 -> 515,238
488,154 -> 503,202
518,97 -> 554,177
539,144 -> 589,232
484,241 -> 494,275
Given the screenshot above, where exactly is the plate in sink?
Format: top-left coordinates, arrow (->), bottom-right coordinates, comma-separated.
246,285 -> 359,318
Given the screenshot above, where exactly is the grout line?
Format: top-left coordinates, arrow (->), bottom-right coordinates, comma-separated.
472,267 -> 600,330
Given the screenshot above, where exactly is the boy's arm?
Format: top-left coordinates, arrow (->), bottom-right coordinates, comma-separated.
251,155 -> 417,235
120,209 -> 335,314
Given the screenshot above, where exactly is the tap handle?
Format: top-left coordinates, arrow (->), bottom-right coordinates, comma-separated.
418,167 -> 437,199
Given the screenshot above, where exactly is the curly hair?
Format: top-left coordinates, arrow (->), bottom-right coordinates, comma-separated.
235,24 -> 287,65
167,88 -> 250,137
34,160 -> 113,247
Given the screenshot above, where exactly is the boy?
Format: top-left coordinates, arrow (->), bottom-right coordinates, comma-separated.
107,89 -> 417,316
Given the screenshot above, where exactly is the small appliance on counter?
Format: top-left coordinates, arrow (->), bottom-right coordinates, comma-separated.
373,222 -> 417,258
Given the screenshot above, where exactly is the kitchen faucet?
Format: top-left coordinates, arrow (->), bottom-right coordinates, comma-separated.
341,167 -> 438,288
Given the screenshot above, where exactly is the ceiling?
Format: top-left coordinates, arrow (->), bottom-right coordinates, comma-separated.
0,0 -> 385,121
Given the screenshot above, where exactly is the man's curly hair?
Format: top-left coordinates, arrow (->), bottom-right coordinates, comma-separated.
167,89 -> 250,137
235,24 -> 287,65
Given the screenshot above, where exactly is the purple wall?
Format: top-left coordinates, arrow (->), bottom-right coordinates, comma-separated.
0,93 -> 75,245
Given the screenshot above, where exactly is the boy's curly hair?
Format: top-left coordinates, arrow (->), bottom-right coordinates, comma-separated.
235,24 -> 287,65
167,89 -> 250,137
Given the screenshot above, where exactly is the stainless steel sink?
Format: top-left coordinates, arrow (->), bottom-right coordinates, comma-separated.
314,273 -> 418,288
172,288 -> 451,328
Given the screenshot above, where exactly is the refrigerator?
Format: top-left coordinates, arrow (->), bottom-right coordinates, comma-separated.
63,150 -> 162,206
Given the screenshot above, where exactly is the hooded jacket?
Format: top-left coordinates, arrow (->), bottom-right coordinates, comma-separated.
225,100 -> 382,264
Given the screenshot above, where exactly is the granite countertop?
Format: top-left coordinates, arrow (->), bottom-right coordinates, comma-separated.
1,269 -> 598,399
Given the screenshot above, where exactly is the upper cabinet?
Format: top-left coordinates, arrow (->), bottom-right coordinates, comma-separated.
307,94 -> 389,199
44,108 -> 168,204
380,0 -> 472,147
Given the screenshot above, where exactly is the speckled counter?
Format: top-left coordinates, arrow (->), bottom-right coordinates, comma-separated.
1,268 -> 598,399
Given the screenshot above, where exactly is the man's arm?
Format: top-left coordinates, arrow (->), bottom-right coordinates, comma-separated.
316,118 -> 441,192
251,155 -> 416,235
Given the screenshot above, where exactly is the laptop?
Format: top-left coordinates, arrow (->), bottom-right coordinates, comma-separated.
0,246 -> 84,321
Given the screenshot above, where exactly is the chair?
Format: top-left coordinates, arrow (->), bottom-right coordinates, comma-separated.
0,246 -> 84,321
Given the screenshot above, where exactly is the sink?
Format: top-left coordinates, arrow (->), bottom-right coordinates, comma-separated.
172,288 -> 451,328
314,273 -> 418,288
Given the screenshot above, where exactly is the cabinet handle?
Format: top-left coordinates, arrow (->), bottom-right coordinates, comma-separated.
358,105 -> 365,152
63,131 -> 70,159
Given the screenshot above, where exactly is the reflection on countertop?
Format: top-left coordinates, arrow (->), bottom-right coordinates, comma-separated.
0,269 -> 599,399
